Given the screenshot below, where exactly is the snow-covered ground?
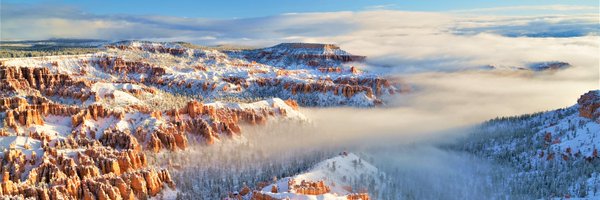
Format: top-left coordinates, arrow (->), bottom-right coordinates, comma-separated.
458,92 -> 600,199
244,152 -> 379,200
2,41 -> 400,107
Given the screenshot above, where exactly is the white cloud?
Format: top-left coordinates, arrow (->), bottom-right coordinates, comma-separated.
365,4 -> 397,10
449,4 -> 599,13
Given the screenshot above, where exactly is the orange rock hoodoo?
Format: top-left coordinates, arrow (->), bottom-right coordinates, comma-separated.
0,145 -> 174,200
71,104 -> 125,127
0,65 -> 94,101
0,42 -> 392,199
288,179 -> 331,195
238,178 -> 371,200
578,90 -> 600,120
0,96 -> 80,131
347,193 -> 371,200
83,54 -> 400,106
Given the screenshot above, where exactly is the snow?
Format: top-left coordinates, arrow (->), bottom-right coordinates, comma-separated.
28,115 -> 73,140
206,98 -> 307,122
0,136 -> 43,156
542,108 -> 600,156
294,153 -> 378,195
0,41 -> 392,199
464,97 -> 600,199
261,191 -> 348,200
151,187 -> 180,200
91,82 -> 144,106
1,41 -> 396,107
251,152 -> 379,200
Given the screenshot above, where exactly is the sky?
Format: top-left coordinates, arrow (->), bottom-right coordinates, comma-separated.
1,0 -> 598,18
1,1 -> 598,43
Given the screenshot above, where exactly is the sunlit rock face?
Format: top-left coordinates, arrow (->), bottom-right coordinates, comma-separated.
0,41 -> 399,199
0,145 -> 176,200
0,96 -> 301,198
578,90 -> 600,121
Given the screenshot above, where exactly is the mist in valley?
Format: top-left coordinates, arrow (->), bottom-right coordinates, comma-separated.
154,61 -> 598,199
111,7 -> 599,200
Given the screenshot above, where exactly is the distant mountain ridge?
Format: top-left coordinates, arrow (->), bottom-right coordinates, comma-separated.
230,42 -> 366,69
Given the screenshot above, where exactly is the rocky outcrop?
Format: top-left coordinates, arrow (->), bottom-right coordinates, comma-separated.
250,191 -> 280,200
0,145 -> 173,200
347,193 -> 371,200
284,99 -> 299,111
0,96 -> 80,131
288,179 -> 331,195
246,43 -> 367,67
240,178 -> 370,200
141,126 -> 188,152
218,76 -> 402,105
0,65 -> 94,101
107,44 -> 186,56
0,41 -> 393,199
577,90 -> 600,120
6,108 -> 44,128
77,42 -> 401,107
100,128 -> 141,151
318,67 -> 342,73
93,56 -> 164,78
165,100 -> 275,133
72,104 -> 125,128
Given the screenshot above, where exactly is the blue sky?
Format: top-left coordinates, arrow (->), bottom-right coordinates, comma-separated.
1,0 -> 597,42
3,0 -> 598,18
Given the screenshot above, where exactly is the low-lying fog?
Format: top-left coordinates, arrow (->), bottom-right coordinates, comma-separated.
147,10 -> 598,199
162,62 -> 597,199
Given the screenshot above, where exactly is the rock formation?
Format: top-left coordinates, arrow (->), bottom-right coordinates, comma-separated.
577,90 -> 600,120
237,178 -> 371,200
244,43 -> 367,68
0,65 -> 94,101
288,179 -> 331,195
0,41 -> 394,199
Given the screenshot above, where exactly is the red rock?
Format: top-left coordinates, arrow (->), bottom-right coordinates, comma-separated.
577,90 -> 600,120
129,174 -> 148,199
148,133 -> 163,153
347,193 -> 371,200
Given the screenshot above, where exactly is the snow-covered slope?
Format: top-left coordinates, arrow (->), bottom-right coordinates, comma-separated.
457,90 -> 600,199
1,41 -> 404,107
233,152 -> 378,200
0,41 -> 328,199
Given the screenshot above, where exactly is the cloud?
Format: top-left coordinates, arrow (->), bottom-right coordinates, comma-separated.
3,3 -> 597,73
364,4 -> 397,10
0,3 -> 358,43
449,5 -> 599,13
451,14 -> 599,37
